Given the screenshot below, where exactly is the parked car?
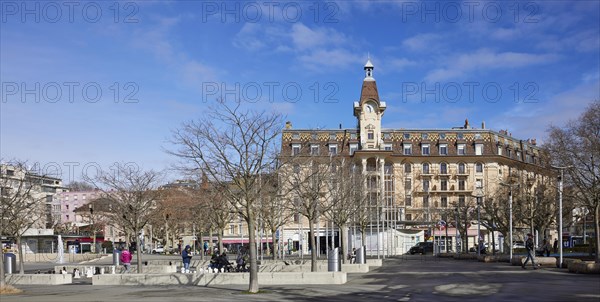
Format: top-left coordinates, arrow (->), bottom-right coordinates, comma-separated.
512,241 -> 525,249
152,246 -> 165,254
409,242 -> 434,255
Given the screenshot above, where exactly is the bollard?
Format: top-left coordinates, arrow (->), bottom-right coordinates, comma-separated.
328,248 -> 340,272
113,250 -> 121,266
355,246 -> 366,264
3,253 -> 16,274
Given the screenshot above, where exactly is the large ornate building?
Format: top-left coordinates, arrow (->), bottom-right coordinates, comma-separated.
279,60 -> 547,256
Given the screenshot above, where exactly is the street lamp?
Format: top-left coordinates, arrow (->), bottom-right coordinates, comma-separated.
551,165 -> 572,268
88,204 -> 95,253
454,207 -> 459,255
499,181 -> 517,261
473,187 -> 484,257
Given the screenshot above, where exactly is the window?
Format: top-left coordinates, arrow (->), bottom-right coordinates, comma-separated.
66,205 -> 69,210
423,195 -> 429,207
310,145 -> 319,156
422,163 -> 430,174
384,143 -> 393,151
293,164 -> 300,173
441,196 -> 448,207
441,179 -> 448,191
292,144 -> 301,156
66,215 -> 69,220
475,178 -> 483,189
405,213 -> 412,221
475,143 -> 483,155
516,151 -> 522,160
404,163 -> 412,173
403,143 -> 412,155
439,133 -> 446,139
368,130 -> 374,140
475,133 -> 481,139
507,149 -> 512,158
458,180 -> 466,191
403,133 -> 410,139
421,133 -> 428,139
457,133 -> 464,139
292,133 -> 300,139
440,163 -> 448,174
497,146 -> 503,155
329,144 -> 338,155
405,195 -> 412,206
404,178 -> 412,191
457,144 -> 466,155
421,143 -> 430,155
475,163 -> 483,173
330,133 -> 336,140
230,225 -> 236,234
294,213 -> 300,223
349,143 -> 358,155
439,143 -> 448,155
458,195 -> 465,207
458,163 -> 466,174
383,133 -> 391,139
350,133 -> 357,139
423,179 -> 430,192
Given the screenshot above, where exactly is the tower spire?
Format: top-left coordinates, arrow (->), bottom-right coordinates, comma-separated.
364,57 -> 374,81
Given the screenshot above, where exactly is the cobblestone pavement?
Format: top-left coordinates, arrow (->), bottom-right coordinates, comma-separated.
3,255 -> 599,302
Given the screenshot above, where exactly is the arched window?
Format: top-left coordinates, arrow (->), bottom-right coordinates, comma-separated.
475,162 -> 484,173
422,163 -> 430,174
440,163 -> 448,174
458,163 -> 466,174
404,163 -> 412,173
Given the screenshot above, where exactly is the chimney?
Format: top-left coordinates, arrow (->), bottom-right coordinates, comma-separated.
481,121 -> 485,129
285,121 -> 292,129
464,118 -> 470,129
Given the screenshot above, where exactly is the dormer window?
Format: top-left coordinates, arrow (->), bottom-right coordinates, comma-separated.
329,144 -> 338,155
367,130 -> 374,140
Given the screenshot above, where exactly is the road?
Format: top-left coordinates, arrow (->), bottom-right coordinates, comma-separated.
3,255 -> 599,302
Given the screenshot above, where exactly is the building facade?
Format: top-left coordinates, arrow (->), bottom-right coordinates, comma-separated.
279,60 -> 548,256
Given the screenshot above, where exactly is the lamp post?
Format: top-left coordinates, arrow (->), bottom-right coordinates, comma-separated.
551,165 -> 572,268
499,182 -> 517,261
454,207 -> 459,255
89,204 -> 95,253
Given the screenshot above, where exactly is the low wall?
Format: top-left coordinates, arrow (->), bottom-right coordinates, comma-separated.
92,272 -> 347,286
477,255 -> 511,263
272,263 -> 369,273
13,253 -> 104,263
54,265 -> 178,274
567,260 -> 600,274
6,274 -> 72,285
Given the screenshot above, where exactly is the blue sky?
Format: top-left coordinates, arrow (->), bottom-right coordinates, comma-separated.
1,0 -> 599,183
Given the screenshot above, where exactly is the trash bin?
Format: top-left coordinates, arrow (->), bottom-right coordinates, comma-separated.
355,245 -> 366,264
4,253 -> 16,274
328,247 -> 340,272
113,250 -> 121,266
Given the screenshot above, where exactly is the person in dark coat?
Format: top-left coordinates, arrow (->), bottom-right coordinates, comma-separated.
182,245 -> 192,273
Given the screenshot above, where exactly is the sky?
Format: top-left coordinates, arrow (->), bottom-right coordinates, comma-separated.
1,0 -> 599,184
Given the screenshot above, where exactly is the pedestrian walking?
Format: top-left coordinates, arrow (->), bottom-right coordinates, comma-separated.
522,233 -> 537,269
553,238 -> 558,253
182,245 -> 193,273
120,247 -> 132,273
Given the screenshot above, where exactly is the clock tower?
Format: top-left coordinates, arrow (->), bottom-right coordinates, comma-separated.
353,59 -> 387,150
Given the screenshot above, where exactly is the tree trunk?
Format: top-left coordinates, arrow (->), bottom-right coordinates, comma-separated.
309,220 -> 317,272
0,244 -> 5,287
218,230 -> 224,254
594,203 -> 600,263
340,224 -> 348,264
247,214 -> 259,293
271,229 -> 278,260
17,237 -> 24,274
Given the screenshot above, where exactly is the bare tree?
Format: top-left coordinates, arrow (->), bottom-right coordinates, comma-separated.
168,100 -> 283,293
325,159 -> 361,263
258,173 -> 292,259
66,181 -> 95,192
1,161 -> 47,281
86,163 -> 163,273
283,157 -> 336,272
545,100 -> 600,262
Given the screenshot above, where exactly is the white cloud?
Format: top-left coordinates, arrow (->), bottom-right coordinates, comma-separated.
402,34 -> 442,51
425,49 -> 559,82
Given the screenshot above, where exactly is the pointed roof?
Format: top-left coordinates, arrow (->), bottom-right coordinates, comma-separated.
364,59 -> 374,69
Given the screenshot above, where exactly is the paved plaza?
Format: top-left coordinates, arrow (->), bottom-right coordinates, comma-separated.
3,256 -> 599,302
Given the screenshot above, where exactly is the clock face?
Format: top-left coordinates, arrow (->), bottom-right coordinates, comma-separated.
366,104 -> 374,113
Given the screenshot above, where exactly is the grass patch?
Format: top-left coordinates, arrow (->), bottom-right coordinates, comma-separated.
0,285 -> 22,295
